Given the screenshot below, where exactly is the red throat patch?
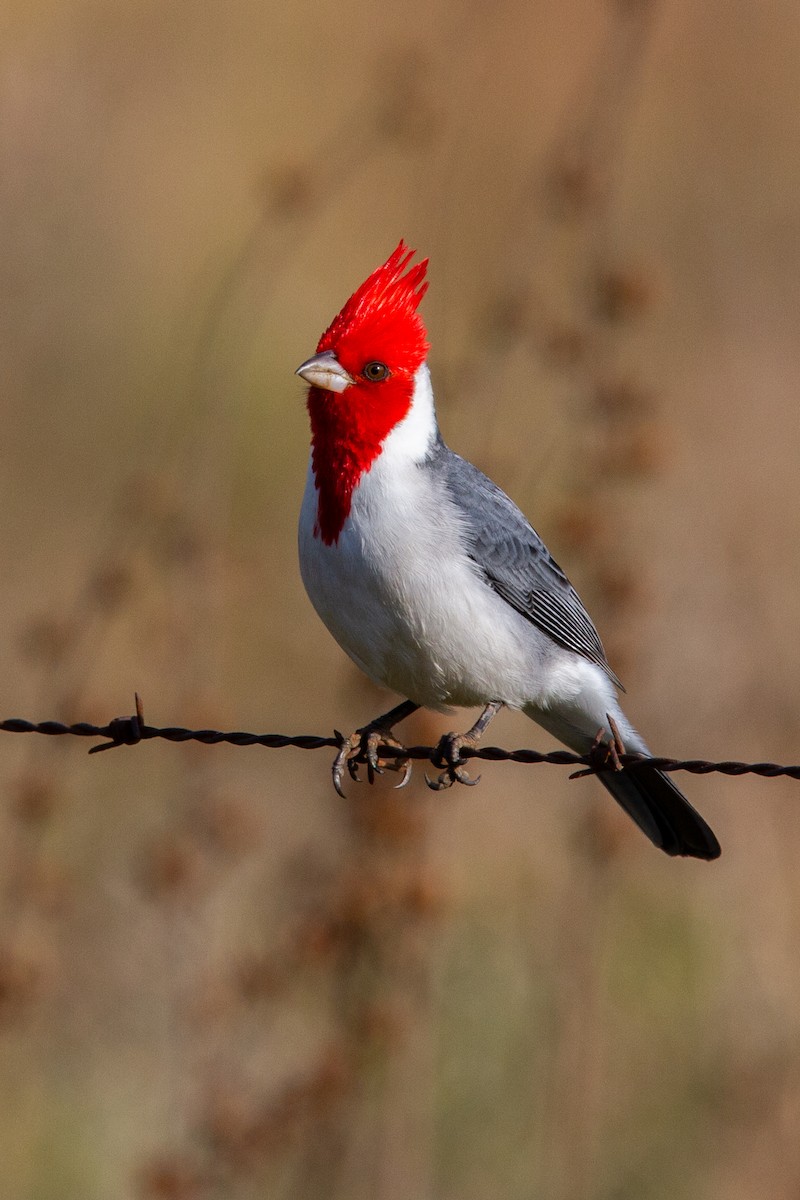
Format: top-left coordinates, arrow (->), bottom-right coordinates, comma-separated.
305,242 -> 430,545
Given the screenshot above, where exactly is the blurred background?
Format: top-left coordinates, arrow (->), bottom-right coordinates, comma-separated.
2,0 -> 800,1196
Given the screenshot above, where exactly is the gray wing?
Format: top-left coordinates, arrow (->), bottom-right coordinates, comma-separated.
426,444 -> 622,688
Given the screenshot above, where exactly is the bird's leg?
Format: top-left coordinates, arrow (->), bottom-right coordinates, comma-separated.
426,701 -> 504,792
332,699 -> 420,798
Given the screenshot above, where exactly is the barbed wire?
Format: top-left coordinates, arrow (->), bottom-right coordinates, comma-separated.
0,695 -> 798,781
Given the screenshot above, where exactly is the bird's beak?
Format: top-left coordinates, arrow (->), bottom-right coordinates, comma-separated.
295,350 -> 355,394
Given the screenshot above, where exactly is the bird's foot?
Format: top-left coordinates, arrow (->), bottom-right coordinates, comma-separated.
331,700 -> 419,798
424,701 -> 503,792
332,727 -> 412,797
425,731 -> 481,791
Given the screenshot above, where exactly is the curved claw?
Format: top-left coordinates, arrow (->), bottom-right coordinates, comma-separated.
425,769 -> 451,791
332,750 -> 351,799
364,731 -> 387,784
426,730 -> 485,792
456,767 -> 481,787
393,759 -> 413,789
425,765 -> 481,791
347,755 -> 363,784
330,725 -> 412,796
333,730 -> 364,797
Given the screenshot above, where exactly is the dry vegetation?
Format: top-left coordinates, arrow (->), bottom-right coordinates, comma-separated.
2,1 -> 800,1197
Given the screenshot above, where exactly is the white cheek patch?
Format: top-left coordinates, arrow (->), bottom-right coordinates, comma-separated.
381,364 -> 438,463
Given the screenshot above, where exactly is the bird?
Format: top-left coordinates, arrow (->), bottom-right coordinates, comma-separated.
294,242 -> 720,860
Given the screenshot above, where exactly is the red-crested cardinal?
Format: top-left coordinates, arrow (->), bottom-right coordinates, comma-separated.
295,243 -> 720,860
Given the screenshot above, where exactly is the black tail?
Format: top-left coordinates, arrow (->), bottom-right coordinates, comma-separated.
599,765 -> 721,860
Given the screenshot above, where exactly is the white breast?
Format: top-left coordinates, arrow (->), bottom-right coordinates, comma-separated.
298,367 -> 557,710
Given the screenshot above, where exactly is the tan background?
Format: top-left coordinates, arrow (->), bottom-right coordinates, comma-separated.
2,1 -> 800,1197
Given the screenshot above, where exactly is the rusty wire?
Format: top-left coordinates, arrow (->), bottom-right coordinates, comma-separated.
0,694 -> 798,781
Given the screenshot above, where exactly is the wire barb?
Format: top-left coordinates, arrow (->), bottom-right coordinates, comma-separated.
0,696 -> 799,781
569,713 -> 628,779
88,691 -> 146,753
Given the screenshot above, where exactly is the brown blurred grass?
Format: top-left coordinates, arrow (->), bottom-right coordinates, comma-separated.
2,1 -> 800,1197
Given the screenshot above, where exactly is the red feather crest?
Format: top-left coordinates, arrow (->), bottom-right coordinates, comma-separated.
316,241 -> 429,374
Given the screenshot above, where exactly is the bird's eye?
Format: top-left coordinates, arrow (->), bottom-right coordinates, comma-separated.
362,361 -> 390,382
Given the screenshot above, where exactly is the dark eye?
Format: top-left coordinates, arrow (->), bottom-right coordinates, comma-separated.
362,361 -> 390,382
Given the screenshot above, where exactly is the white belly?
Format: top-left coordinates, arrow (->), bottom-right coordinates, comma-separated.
299,454 -> 565,712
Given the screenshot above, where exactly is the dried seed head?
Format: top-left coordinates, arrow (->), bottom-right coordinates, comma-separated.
554,501 -> 606,555
593,267 -> 655,323
0,940 -> 48,1022
593,378 -> 654,418
605,421 -> 670,478
19,617 -> 75,666
374,48 -> 437,147
197,794 -> 261,859
482,288 -> 532,348
543,323 -> 588,367
137,1155 -> 208,1200
137,834 -> 206,901
89,564 -> 132,610
235,953 -> 283,1002
572,801 -> 633,862
355,1000 -> 407,1049
349,791 -> 425,844
547,154 -> 603,218
257,162 -> 315,219
13,774 -> 59,825
402,874 -> 446,918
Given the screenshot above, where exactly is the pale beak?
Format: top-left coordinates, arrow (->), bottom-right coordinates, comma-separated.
295,350 -> 355,394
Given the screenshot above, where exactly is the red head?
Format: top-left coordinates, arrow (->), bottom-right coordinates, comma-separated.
315,241 -> 429,376
296,242 -> 430,544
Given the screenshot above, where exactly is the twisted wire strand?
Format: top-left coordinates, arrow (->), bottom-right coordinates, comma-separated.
1,707 -> 798,780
